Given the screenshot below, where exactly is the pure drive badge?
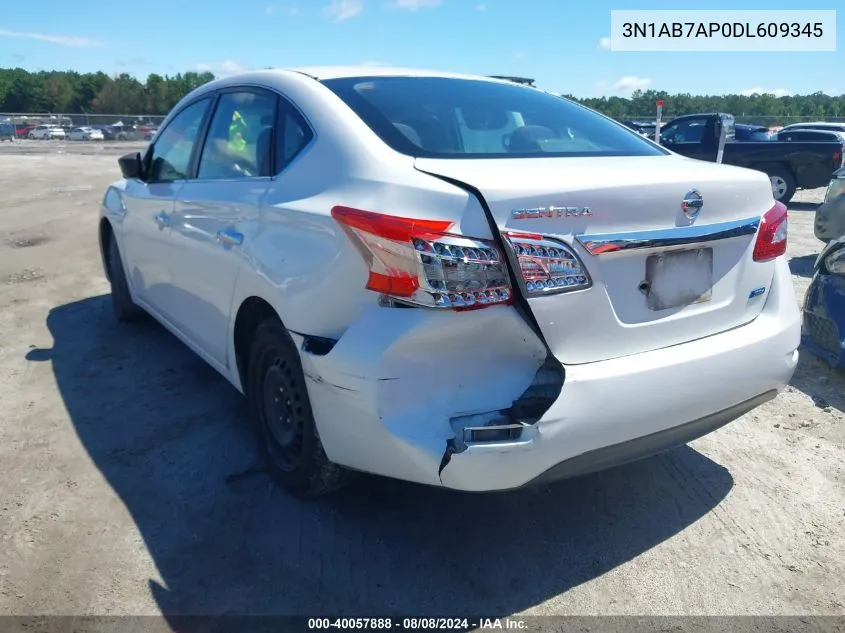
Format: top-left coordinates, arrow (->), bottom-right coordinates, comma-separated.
511,206 -> 593,220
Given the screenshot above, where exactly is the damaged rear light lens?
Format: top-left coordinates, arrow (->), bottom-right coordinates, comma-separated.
505,232 -> 591,295
331,206 -> 512,310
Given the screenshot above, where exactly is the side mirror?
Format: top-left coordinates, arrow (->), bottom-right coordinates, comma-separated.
118,152 -> 143,180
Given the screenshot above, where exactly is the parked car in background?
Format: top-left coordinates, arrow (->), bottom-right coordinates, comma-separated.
621,120 -> 647,134
781,121 -> 845,134
100,67 -> 800,497
69,126 -> 105,141
735,124 -> 775,141
0,121 -> 15,141
815,167 -> 845,242
778,128 -> 845,168
136,125 -> 159,141
104,124 -> 143,141
29,124 -> 66,140
659,112 -> 842,203
802,237 -> 845,369
17,124 -> 36,137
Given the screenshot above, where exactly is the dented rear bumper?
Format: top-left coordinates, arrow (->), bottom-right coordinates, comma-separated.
297,259 -> 800,492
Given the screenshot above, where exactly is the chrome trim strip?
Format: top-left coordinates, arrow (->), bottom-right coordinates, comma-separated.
575,216 -> 761,254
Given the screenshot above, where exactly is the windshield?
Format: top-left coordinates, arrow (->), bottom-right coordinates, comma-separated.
323,76 -> 667,159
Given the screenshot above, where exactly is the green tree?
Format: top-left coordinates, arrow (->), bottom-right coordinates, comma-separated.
44,74 -> 74,113
1,66 -> 844,125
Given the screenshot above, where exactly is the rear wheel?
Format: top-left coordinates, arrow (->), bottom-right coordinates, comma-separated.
106,231 -> 145,322
767,167 -> 796,204
247,318 -> 349,498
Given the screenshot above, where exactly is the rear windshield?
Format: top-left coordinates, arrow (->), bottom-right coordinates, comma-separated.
322,76 -> 667,159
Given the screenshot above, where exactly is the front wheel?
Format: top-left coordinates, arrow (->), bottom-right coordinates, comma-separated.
767,167 -> 796,204
247,318 -> 350,498
106,231 -> 145,322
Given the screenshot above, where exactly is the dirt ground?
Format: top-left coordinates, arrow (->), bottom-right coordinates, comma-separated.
0,140 -> 843,619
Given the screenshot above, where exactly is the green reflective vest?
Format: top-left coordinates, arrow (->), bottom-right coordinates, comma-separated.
228,111 -> 247,152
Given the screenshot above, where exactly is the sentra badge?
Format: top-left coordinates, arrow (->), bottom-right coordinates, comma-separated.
511,206 -> 593,220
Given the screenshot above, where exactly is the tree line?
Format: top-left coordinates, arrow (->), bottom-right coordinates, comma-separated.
2,67 -> 844,124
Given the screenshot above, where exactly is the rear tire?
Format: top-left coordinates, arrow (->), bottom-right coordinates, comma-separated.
106,232 -> 145,322
247,318 -> 350,498
767,167 -> 796,204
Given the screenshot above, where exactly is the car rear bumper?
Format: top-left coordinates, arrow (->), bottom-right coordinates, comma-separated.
526,389 -> 776,486
299,258 -> 800,491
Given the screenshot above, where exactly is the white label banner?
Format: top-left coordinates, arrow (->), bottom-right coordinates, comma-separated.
610,10 -> 836,51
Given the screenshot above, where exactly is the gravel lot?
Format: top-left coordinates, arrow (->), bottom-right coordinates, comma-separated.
0,140 -> 843,619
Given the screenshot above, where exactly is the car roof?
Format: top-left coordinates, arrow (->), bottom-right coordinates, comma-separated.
782,121 -> 845,129
781,128 -> 844,136
285,65 -> 512,84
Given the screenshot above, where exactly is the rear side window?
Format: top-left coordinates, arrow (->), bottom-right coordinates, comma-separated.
276,99 -> 314,171
323,76 -> 666,159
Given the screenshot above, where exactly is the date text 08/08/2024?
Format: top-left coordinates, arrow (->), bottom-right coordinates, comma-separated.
307,617 -> 528,630
621,22 -> 824,38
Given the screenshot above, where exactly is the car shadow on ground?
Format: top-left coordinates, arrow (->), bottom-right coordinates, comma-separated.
789,254 -> 818,278
788,202 -> 820,212
790,347 -> 845,415
27,295 -> 734,618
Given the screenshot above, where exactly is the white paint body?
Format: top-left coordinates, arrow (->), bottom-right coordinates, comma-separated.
30,124 -> 65,139
69,127 -> 104,141
99,67 -> 801,491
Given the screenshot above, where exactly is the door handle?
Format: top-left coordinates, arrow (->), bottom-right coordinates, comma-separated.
153,211 -> 171,229
217,227 -> 244,247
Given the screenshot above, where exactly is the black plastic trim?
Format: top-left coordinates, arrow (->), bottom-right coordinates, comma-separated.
525,389 -> 778,487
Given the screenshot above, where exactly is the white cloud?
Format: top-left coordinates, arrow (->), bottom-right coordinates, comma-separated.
360,60 -> 391,66
390,0 -> 442,10
739,87 -> 791,97
0,28 -> 100,47
196,60 -> 246,76
598,36 -> 611,49
475,3 -> 487,10
611,76 -> 652,93
323,0 -> 364,21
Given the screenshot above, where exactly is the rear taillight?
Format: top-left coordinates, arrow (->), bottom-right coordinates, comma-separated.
753,201 -> 788,262
834,148 -> 843,167
505,231 -> 591,295
331,206 -> 512,310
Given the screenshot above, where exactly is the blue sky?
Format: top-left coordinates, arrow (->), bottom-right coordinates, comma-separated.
0,0 -> 842,97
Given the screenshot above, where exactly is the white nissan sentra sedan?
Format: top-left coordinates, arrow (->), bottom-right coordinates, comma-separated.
99,67 -> 801,497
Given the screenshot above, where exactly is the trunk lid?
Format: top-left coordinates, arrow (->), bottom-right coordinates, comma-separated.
416,155 -> 777,364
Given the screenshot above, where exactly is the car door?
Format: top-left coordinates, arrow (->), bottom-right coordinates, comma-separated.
660,117 -> 711,160
168,88 -> 279,366
119,96 -> 212,320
